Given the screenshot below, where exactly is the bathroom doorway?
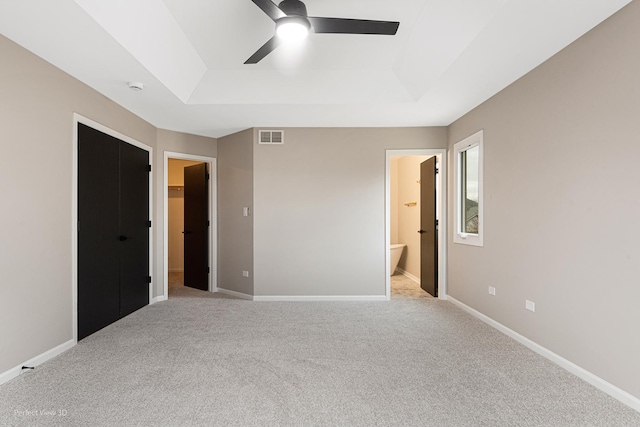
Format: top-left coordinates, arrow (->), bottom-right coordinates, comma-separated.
385,149 -> 447,300
163,152 -> 217,299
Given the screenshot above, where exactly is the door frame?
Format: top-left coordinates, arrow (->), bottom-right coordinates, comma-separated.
163,151 -> 217,298
72,113 -> 154,343
385,149 -> 447,300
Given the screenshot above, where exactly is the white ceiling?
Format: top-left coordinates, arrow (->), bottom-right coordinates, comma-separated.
0,0 -> 631,138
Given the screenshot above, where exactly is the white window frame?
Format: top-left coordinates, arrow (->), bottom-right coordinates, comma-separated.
453,130 -> 484,247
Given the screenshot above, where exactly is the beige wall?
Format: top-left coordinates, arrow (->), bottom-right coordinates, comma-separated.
395,155 -> 432,278
217,129 -> 254,295
168,159 -> 203,186
0,34 -> 217,376
0,34 -> 157,375
3,0 -> 637,404
253,127 -> 447,297
447,1 -> 640,400
168,193 -> 185,272
389,157 -> 399,245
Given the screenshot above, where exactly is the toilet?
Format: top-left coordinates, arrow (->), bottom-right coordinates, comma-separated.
390,244 -> 406,275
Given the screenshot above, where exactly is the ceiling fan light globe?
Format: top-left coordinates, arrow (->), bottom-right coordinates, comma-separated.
276,17 -> 310,41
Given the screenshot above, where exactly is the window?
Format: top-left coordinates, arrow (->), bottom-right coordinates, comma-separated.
454,130 -> 483,246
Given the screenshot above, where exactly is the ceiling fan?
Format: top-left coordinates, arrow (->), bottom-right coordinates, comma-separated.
245,0 -> 400,64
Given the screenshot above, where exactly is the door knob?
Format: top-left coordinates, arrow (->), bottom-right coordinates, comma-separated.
119,235 -> 128,241
182,230 -> 191,234
417,230 -> 426,234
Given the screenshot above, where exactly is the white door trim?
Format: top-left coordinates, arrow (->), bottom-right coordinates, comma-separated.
72,113 -> 154,343
163,151 -> 217,299
385,149 -> 447,300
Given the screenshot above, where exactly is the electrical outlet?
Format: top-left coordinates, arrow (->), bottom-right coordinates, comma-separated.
242,270 -> 249,278
488,286 -> 496,296
525,300 -> 535,312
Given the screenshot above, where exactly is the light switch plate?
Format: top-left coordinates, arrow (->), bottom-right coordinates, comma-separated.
525,300 -> 535,312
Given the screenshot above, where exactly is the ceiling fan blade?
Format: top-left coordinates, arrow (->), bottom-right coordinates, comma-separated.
244,36 -> 282,64
250,0 -> 286,21
308,17 -> 399,35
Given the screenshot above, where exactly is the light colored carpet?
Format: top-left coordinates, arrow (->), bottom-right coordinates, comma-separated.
1,285 -> 639,426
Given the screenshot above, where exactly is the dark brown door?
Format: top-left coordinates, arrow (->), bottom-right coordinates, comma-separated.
78,124 -> 121,340
118,142 -> 150,317
419,157 -> 438,297
183,163 -> 209,290
78,124 -> 149,340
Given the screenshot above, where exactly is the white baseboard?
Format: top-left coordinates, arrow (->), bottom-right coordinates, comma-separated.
253,295 -> 387,302
212,288 -> 387,302
215,288 -> 254,300
396,268 -> 420,284
0,339 -> 75,387
447,296 -> 640,413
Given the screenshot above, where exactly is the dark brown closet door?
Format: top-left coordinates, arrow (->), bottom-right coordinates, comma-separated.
78,124 -> 149,340
118,141 -> 149,317
183,163 -> 209,291
78,124 -> 121,340
419,157 -> 438,297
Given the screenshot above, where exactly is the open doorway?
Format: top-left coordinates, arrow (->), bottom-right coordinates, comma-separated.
163,152 -> 217,299
385,149 -> 447,300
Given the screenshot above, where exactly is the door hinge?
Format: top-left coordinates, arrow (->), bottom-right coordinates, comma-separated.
146,220 -> 152,228
435,168 -> 439,174
206,173 -> 210,180
207,267 -> 210,274
207,220 -> 210,227
147,165 -> 152,172
146,276 -> 152,284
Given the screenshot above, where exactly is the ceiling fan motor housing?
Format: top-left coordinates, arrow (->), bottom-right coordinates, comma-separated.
278,0 -> 308,16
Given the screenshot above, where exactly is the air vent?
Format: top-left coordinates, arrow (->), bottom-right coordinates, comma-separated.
258,130 -> 284,145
